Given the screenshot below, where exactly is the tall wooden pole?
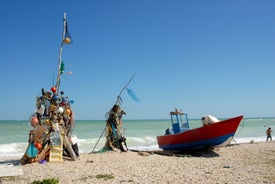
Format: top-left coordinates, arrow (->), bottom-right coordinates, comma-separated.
55,12 -> 67,94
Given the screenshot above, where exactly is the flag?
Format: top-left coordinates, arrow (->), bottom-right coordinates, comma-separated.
64,19 -> 72,43
60,61 -> 65,74
126,88 -> 139,102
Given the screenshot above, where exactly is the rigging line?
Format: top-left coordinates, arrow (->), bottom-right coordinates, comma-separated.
233,118 -> 246,143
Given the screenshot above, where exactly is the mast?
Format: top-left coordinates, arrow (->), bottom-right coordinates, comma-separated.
55,12 -> 67,94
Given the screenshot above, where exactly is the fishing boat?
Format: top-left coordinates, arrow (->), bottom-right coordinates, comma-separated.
156,109 -> 243,150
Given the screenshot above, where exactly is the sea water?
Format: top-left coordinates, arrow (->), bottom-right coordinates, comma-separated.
0,117 -> 274,158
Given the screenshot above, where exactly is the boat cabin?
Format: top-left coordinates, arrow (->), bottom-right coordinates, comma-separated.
165,110 -> 190,135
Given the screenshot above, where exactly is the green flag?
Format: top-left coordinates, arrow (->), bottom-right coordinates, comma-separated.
60,61 -> 65,74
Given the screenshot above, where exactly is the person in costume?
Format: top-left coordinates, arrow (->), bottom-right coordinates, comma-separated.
104,104 -> 126,150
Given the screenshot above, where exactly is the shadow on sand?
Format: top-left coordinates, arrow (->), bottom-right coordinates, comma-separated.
131,148 -> 220,158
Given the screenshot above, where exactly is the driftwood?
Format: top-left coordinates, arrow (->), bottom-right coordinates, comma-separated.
63,134 -> 76,161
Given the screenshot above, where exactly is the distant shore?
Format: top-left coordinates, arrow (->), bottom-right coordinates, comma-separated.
1,141 -> 275,184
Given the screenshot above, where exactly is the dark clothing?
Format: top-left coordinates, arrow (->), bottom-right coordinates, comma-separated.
266,128 -> 272,141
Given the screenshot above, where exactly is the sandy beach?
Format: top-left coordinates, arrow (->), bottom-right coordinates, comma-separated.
0,141 -> 274,184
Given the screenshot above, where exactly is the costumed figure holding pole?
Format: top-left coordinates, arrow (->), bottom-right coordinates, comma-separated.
104,104 -> 126,151
102,74 -> 139,152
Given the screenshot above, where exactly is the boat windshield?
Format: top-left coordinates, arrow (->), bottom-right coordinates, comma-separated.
170,112 -> 189,133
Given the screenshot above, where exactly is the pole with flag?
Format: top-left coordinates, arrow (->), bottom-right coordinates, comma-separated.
55,12 -> 72,94
115,73 -> 139,105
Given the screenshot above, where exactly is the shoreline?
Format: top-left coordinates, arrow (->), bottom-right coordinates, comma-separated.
1,141 -> 275,184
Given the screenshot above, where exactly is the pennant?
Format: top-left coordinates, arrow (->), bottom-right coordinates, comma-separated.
126,88 -> 139,102
64,20 -> 72,44
60,61 -> 65,74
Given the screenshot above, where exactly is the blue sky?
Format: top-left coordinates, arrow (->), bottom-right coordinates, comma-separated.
0,0 -> 275,120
